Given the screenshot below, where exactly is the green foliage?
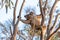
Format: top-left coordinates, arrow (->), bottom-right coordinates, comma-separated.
1,0 -> 14,13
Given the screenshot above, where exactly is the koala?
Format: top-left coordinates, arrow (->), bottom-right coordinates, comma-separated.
19,11 -> 46,37
24,12 -> 42,30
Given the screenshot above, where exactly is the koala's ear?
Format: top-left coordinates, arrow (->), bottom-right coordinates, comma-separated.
30,12 -> 34,15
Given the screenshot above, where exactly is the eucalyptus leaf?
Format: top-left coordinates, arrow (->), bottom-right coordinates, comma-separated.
9,0 -> 11,9
8,3 -> 11,9
5,5 -> 8,13
11,1 -> 14,5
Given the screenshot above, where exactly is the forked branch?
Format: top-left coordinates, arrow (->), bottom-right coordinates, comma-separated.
47,0 -> 58,37
39,0 -> 45,40
47,0 -> 58,29
12,0 -> 18,39
13,0 -> 18,25
50,14 -> 60,32
13,0 -> 25,37
16,0 -> 25,25
44,0 -> 48,13
47,23 -> 60,40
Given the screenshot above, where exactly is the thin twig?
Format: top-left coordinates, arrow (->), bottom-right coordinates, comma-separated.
44,0 -> 48,13
10,26 -> 13,36
47,0 -> 58,30
47,23 -> 60,40
47,0 -> 58,37
50,14 -> 60,32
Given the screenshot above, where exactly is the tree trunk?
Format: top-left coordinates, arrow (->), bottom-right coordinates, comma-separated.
10,36 -> 16,40
40,28 -> 44,40
10,25 -> 18,40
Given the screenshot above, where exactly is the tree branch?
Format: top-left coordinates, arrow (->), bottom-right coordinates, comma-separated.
12,1 -> 25,40
47,23 -> 60,40
39,0 -> 45,40
13,0 -> 18,25
50,14 -> 60,32
11,0 -> 18,40
39,0 -> 44,26
17,31 -> 26,40
47,0 -> 58,29
39,0 -> 43,15
47,0 -> 58,37
16,0 -> 25,25
19,34 -> 26,40
43,0 -> 48,13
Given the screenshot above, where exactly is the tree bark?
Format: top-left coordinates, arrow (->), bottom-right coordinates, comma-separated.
10,0 -> 18,40
10,24 -> 18,40
10,0 -> 25,40
40,28 -> 45,40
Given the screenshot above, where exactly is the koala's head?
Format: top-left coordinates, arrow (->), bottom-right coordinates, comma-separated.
24,12 -> 34,20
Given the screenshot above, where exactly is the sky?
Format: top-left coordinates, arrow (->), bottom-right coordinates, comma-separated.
0,0 -> 40,30
0,0 -> 60,40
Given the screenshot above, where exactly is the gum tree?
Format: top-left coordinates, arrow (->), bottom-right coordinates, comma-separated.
0,0 -> 60,40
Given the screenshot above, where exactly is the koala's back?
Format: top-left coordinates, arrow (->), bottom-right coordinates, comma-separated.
31,15 -> 42,26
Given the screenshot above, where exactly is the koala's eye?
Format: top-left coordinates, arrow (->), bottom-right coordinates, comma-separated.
24,15 -> 27,17
24,16 -> 26,17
